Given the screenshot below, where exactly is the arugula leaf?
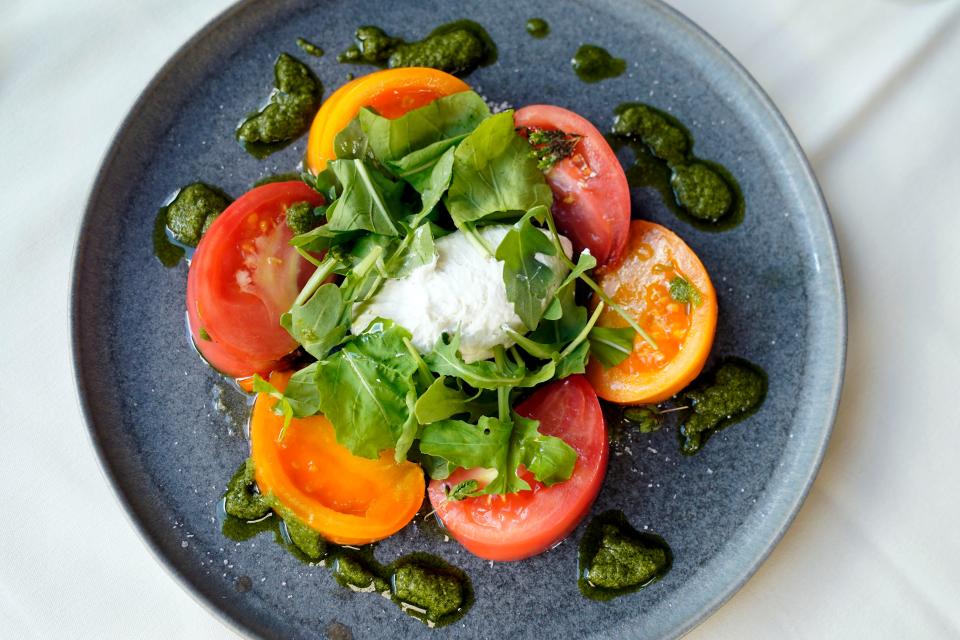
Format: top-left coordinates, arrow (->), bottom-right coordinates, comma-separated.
395,144 -> 457,225
445,111 -> 553,226
282,283 -> 347,359
512,413 -> 577,486
393,224 -> 437,278
588,325 -> 636,368
282,363 -> 322,417
419,413 -> 576,495
414,376 -> 471,424
252,375 -> 295,440
529,281 -> 588,347
325,159 -> 404,235
443,479 -> 480,501
495,210 -> 559,330
315,322 -> 419,459
358,91 -> 490,163
333,116 -> 372,161
555,339 -> 590,378
425,333 -> 533,390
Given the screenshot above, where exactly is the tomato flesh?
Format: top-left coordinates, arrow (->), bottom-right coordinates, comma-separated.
186,181 -> 324,377
515,105 -> 630,267
428,376 -> 608,561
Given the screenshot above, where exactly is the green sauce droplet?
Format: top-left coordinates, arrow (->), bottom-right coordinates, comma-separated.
237,53 -> 322,159
296,37 -> 324,57
571,44 -> 625,83
525,18 -> 550,38
338,20 -> 497,77
578,510 -> 672,600
611,102 -> 744,230
217,458 -> 473,626
678,358 -> 767,455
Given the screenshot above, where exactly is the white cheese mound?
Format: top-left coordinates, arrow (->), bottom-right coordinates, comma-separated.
351,225 -> 572,363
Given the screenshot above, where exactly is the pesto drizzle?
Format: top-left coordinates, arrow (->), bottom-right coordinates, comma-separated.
337,20 -> 497,77
571,44 -> 626,83
578,510 -> 672,600
152,182 -> 232,267
611,103 -> 744,230
219,459 -> 473,627
236,53 -> 323,159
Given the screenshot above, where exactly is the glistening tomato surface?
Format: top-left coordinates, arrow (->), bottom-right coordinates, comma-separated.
251,372 -> 425,546
587,220 -> 718,404
186,182 -> 324,377
428,376 -> 608,561
514,105 -> 630,267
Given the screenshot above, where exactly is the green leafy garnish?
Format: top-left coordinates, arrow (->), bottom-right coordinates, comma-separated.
443,479 -> 480,501
588,326 -> 637,368
521,126 -> 582,171
315,321 -> 419,460
445,111 -> 553,226
669,276 -> 703,307
495,208 -> 559,330
325,159 -> 404,235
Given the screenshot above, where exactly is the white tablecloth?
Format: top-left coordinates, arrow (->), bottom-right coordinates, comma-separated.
2,0 -> 958,637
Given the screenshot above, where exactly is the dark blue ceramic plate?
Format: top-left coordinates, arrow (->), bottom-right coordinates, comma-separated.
72,0 -> 845,638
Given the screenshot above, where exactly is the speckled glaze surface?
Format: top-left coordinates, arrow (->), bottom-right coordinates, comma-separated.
71,1 -> 845,638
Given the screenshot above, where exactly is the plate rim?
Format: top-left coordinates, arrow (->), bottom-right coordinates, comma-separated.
70,1 -> 847,638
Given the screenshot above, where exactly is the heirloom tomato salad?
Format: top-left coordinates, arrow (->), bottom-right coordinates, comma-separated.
166,62 -> 755,624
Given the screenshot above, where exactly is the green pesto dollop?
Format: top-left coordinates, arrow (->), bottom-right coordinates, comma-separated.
623,406 -> 664,433
163,183 -> 232,248
679,358 -> 767,454
671,162 -> 733,221
285,200 -> 325,235
525,17 -> 550,38
612,103 -> 688,164
579,511 -> 672,600
612,102 -> 743,229
571,44 -> 626,83
392,554 -> 470,624
668,275 -> 703,306
296,37 -> 325,57
333,553 -> 390,593
338,21 -> 496,77
224,459 -> 271,521
237,53 -> 322,158
152,207 -> 184,268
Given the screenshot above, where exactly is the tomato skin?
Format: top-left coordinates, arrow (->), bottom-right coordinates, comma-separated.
514,105 -> 630,267
428,376 -> 608,561
186,182 -> 324,377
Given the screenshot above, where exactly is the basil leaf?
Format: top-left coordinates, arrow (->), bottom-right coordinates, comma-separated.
495,210 -> 559,330
415,376 -> 471,424
315,322 -> 419,459
282,283 -> 347,359
358,91 -> 490,163
325,159 -> 404,235
588,325 -> 636,367
445,111 -> 553,226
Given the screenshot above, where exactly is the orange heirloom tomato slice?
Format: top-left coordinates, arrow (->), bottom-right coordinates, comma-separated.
250,372 -> 425,545
587,220 -> 718,404
305,67 -> 471,173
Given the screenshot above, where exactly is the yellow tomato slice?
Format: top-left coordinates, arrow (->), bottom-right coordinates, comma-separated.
305,67 -> 471,173
250,372 -> 425,545
587,220 -> 718,404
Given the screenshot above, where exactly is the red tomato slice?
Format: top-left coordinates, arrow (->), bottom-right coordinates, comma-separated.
515,105 -> 630,267
186,181 -> 324,377
428,376 -> 609,561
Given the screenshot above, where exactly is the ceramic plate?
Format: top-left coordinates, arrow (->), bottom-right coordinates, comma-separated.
72,0 -> 845,638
